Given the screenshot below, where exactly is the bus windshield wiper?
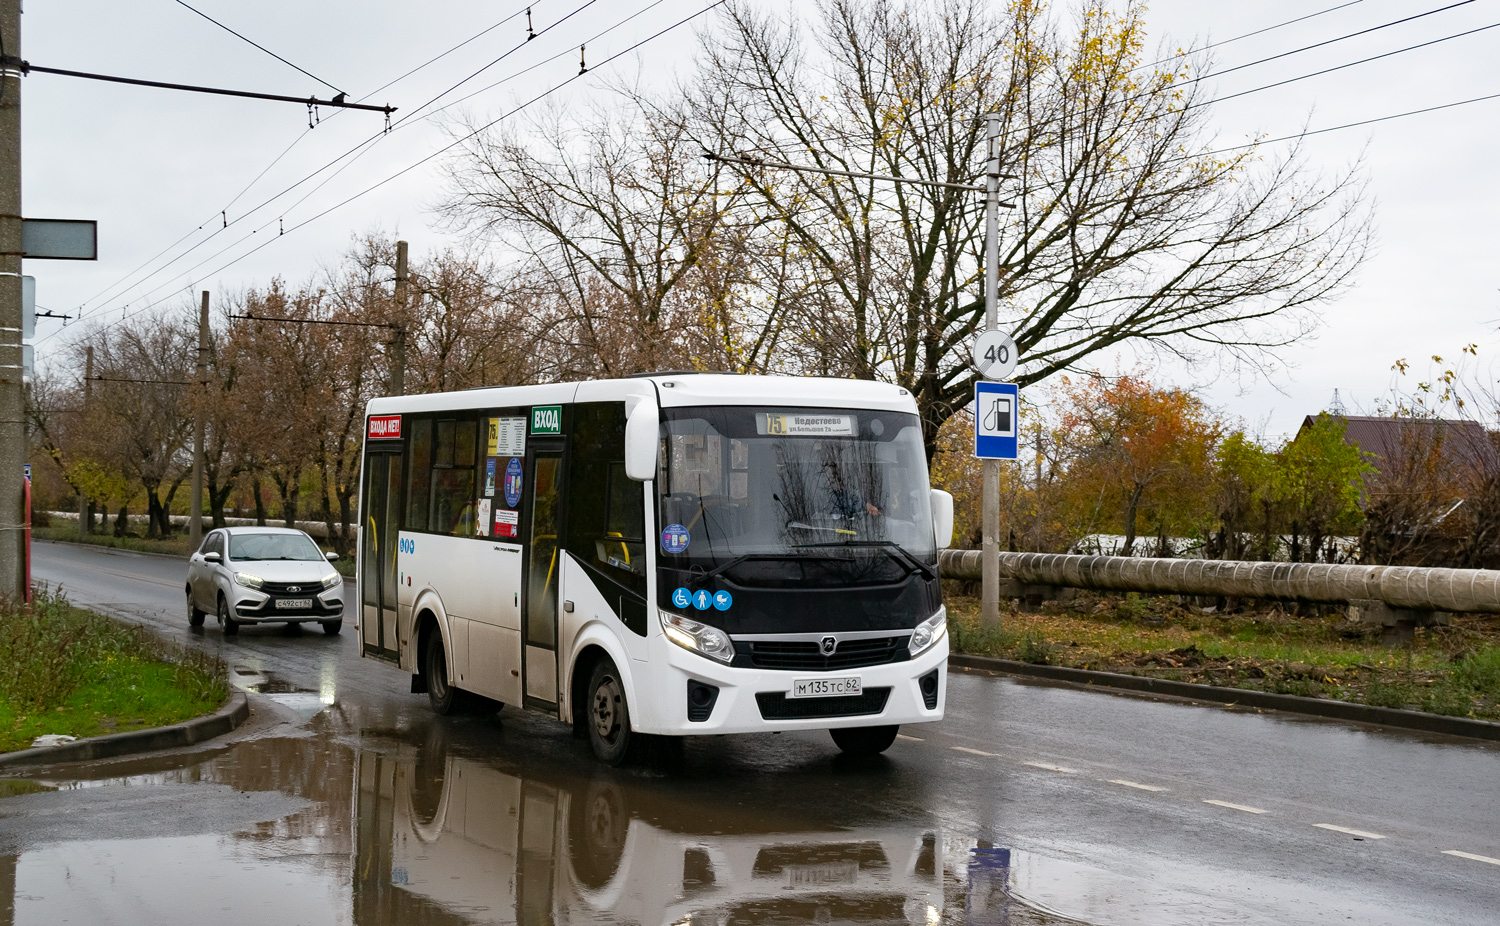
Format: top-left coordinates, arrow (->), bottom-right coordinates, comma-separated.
690,551 -> 853,585
793,540 -> 936,581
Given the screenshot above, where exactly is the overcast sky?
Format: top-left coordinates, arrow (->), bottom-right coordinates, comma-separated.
17,0 -> 1500,439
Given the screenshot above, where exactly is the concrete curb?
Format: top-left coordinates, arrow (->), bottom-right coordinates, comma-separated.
0,689 -> 251,770
948,653 -> 1500,743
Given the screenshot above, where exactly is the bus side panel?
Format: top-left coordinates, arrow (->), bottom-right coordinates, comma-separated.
400,531 -> 524,703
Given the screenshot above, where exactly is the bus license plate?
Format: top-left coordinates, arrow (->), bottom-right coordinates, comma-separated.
790,677 -> 862,698
275,598 -> 312,609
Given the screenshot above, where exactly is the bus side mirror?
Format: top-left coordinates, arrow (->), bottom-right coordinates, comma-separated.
624,402 -> 659,481
930,489 -> 954,550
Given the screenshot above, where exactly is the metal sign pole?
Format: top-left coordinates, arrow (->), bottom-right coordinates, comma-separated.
981,113 -> 1001,628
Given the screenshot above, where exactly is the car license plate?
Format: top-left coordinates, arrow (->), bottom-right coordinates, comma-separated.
275,598 -> 312,609
790,677 -> 862,698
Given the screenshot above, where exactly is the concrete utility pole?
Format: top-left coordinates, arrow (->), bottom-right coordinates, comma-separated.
0,0 -> 24,599
391,240 -> 407,396
981,112 -> 1002,628
188,291 -> 208,552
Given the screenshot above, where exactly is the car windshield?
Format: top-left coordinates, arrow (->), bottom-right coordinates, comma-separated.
228,532 -> 324,562
657,406 -> 935,585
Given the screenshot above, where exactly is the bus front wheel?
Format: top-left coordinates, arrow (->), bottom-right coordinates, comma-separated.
587,658 -> 638,766
830,724 -> 899,757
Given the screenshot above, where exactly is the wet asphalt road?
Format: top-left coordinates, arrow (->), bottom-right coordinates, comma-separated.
5,539 -> 1498,925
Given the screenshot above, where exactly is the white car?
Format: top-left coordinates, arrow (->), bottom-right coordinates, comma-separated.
186,527 -> 345,636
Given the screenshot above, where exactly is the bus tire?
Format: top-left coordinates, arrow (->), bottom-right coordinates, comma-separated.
830,724 -> 899,756
424,629 -> 467,715
586,657 -> 638,766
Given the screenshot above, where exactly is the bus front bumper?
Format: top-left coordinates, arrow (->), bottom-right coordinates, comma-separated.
636,633 -> 948,736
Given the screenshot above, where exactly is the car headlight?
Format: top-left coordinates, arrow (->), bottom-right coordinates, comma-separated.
233,572 -> 265,590
321,573 -> 341,590
660,611 -> 735,663
909,608 -> 947,656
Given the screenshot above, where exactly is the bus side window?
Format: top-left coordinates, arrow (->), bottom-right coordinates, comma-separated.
428,418 -> 478,537
405,419 -> 432,532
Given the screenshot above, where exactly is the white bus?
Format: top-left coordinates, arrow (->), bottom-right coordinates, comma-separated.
357,373 -> 954,764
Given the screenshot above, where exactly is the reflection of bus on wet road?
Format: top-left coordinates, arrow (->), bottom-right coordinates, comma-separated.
358,375 -> 954,764
354,738 -> 946,925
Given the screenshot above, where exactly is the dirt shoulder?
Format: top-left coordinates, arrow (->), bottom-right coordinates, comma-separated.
945,590 -> 1500,722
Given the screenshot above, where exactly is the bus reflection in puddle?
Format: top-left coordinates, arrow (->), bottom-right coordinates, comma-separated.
354,742 -> 945,925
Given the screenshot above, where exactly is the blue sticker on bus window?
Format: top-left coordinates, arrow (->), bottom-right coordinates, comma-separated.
484,458 -> 497,497
661,523 -> 690,554
503,457 -> 524,508
712,590 -> 733,611
671,587 -> 692,609
692,589 -> 712,611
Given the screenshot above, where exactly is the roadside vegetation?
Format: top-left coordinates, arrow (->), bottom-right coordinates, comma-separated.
947,593 -> 1500,721
0,587 -> 229,753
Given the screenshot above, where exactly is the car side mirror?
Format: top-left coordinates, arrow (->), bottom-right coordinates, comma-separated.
930,489 -> 954,550
624,401 -> 659,482
203,551 -> 222,564
325,551 -> 340,561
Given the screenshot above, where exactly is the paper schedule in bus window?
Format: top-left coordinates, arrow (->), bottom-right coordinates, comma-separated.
488,416 -> 527,457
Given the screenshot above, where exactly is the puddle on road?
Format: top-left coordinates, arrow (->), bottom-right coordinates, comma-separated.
0,717 -> 1109,926
230,665 -> 334,721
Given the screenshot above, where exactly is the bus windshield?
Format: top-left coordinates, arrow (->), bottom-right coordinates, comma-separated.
657,406 -> 935,586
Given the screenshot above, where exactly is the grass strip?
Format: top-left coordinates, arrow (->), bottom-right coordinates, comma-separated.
32,526 -> 357,576
0,587 -> 229,754
946,591 -> 1500,722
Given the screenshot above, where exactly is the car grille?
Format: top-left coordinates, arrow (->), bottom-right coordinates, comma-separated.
261,581 -> 319,595
756,687 -> 891,720
738,636 -> 909,671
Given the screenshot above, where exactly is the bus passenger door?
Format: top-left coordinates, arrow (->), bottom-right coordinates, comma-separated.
522,447 -> 564,709
361,451 -> 402,661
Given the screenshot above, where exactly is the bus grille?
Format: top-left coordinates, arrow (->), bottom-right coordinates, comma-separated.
756,687 -> 891,720
739,636 -> 909,671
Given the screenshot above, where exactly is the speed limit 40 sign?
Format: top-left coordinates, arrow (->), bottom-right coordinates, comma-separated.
972,330 -> 1018,381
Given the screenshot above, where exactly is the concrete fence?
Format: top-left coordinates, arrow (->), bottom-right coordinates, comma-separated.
938,549 -> 1500,615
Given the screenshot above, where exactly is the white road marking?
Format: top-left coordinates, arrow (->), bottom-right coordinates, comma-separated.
1313,824 -> 1385,840
896,733 -> 924,741
1108,779 -> 1167,792
1024,761 -> 1078,773
1443,850 -> 1500,866
952,746 -> 998,757
1203,799 -> 1267,814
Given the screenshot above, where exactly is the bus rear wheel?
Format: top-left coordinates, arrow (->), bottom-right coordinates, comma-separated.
587,658 -> 638,767
425,632 -> 465,715
830,724 -> 899,757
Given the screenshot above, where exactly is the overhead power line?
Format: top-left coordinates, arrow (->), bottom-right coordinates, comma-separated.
41,0 -> 732,347
60,0 -> 648,332
172,0 -> 345,95
19,62 -> 393,114
1138,0 -> 1367,72
64,1 -> 542,326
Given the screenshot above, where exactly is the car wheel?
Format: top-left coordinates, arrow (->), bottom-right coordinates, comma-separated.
829,724 -> 899,757
321,619 -> 342,635
587,657 -> 639,767
187,587 -> 206,627
218,595 -> 239,636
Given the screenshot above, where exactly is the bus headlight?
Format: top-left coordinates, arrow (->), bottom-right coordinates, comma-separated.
909,609 -> 946,656
660,611 -> 735,663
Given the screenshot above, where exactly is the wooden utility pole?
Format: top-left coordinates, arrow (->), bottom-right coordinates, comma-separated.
391,240 -> 407,395
188,291 -> 208,551
0,0 -> 24,597
77,346 -> 94,539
